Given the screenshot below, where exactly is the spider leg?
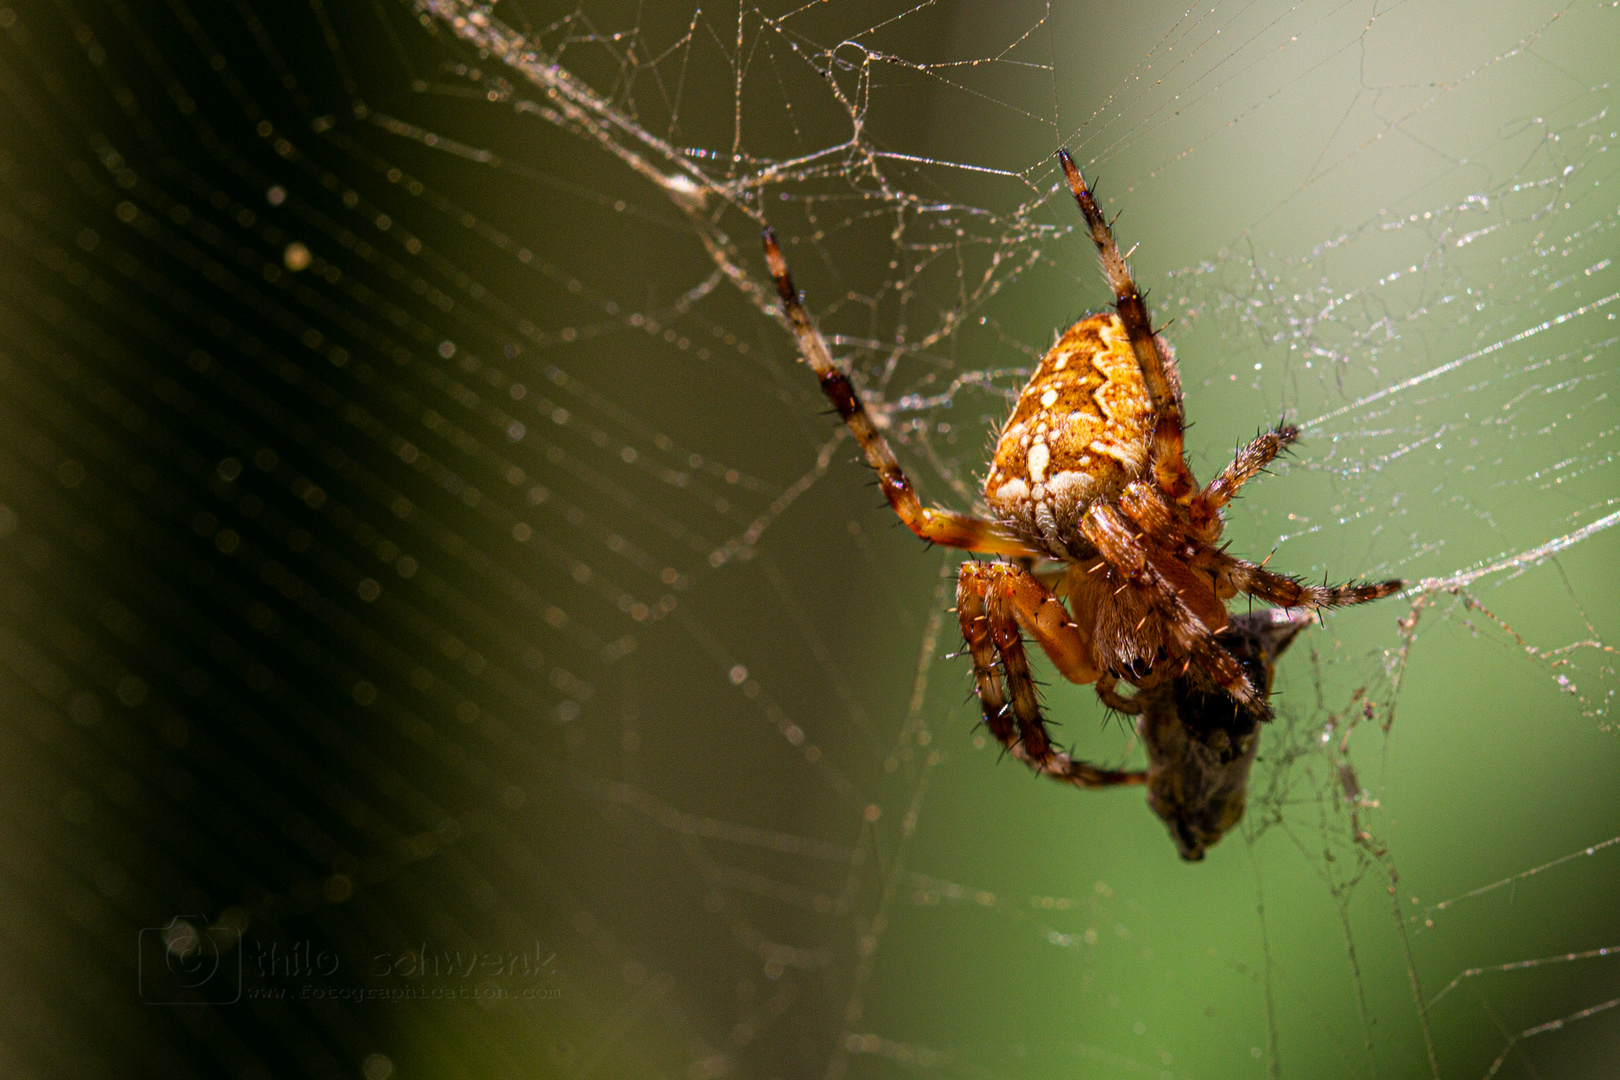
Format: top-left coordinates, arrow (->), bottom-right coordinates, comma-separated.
1079,502 -> 1265,714
1189,422 -> 1301,539
1058,150 -> 1198,504
1211,551 -> 1404,609
957,562 -> 1144,789
763,229 -> 1037,557
1117,480 -> 1229,631
960,561 -> 1101,688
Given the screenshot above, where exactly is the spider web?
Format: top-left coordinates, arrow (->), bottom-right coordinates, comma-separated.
0,0 -> 1615,1077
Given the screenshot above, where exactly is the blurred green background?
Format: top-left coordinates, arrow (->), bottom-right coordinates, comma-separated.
0,1 -> 1615,1078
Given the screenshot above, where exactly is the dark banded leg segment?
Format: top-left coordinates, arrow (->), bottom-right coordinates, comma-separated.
1058,150 -> 1198,505
957,562 -> 1143,789
763,229 -> 1037,558
1189,423 -> 1300,540
1212,552 -> 1404,610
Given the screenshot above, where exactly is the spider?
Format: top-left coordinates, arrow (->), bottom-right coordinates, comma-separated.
761,149 -> 1402,854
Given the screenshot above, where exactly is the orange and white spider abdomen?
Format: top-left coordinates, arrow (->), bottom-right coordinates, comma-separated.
984,313 -> 1160,553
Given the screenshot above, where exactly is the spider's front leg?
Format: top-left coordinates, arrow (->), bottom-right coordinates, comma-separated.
762,229 -> 1036,558
956,562 -> 1146,789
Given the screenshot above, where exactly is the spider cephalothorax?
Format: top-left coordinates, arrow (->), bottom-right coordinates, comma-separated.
762,148 -> 1401,854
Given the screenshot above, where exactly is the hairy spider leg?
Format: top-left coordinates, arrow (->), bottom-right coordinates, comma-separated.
1210,551 -> 1405,610
956,562 -> 1144,789
1117,479 -> 1234,619
762,229 -> 1037,558
1188,423 -> 1301,540
1109,410 -> 1404,615
1058,150 -> 1199,505
1079,503 -> 1265,713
